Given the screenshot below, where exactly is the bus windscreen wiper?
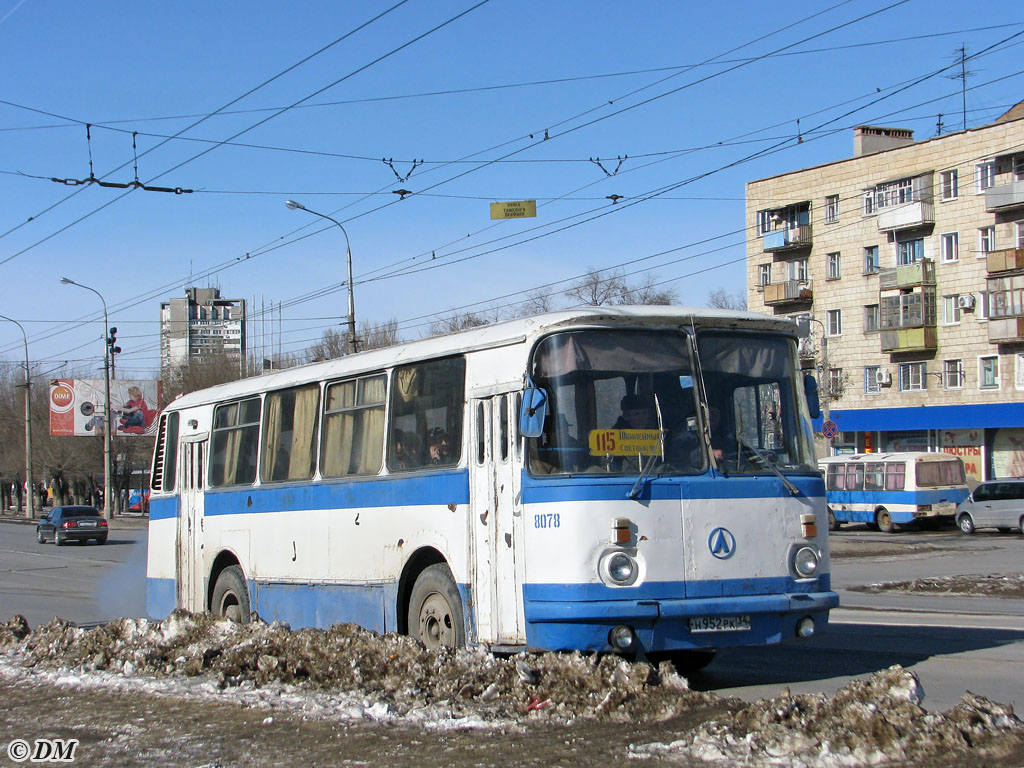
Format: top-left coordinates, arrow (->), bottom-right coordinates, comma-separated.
738,437 -> 800,496
628,395 -> 665,500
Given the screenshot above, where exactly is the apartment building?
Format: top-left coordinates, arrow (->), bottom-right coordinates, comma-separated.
746,102 -> 1024,481
160,287 -> 247,376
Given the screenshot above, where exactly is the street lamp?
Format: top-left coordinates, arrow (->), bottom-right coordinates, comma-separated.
285,200 -> 357,355
60,277 -> 114,520
0,314 -> 34,519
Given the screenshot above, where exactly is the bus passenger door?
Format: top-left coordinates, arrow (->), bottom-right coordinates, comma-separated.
470,394 -> 522,646
176,437 -> 207,612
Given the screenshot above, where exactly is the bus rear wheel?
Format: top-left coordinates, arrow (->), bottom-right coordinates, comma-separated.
875,508 -> 895,534
211,565 -> 250,623
408,563 -> 466,650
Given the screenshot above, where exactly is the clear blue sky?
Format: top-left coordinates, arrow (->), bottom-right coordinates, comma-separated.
1,0 -> 1022,379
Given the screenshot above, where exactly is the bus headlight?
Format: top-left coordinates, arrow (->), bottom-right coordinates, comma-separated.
607,553 -> 636,584
792,546 -> 819,578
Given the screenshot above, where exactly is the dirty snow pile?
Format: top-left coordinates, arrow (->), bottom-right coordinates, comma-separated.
629,666 -> 1024,767
2,613 -> 1022,767
852,573 -> 1024,599
0,611 -> 716,723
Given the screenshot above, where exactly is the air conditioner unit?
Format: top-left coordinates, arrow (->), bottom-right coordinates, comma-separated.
875,369 -> 892,385
957,294 -> 976,310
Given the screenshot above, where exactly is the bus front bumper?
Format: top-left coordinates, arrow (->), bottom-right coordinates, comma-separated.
523,590 -> 839,653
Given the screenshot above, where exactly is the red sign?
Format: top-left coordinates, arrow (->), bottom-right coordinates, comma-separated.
821,420 -> 838,439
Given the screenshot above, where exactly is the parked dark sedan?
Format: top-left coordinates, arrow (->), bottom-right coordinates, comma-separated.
36,506 -> 108,545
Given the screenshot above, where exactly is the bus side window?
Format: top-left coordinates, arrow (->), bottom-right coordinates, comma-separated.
885,462 -> 906,491
210,397 -> 261,487
864,463 -> 884,490
388,356 -> 466,471
152,412 -> 179,492
826,464 -> 844,491
498,394 -> 509,462
476,401 -> 487,465
845,463 -> 864,491
322,374 -> 386,477
261,384 -> 320,483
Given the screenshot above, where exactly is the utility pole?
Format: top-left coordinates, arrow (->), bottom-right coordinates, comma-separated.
0,314 -> 34,519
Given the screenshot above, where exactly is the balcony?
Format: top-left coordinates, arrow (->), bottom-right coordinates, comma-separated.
876,201 -> 934,232
986,248 -> 1024,274
762,225 -> 812,253
985,180 -> 1024,212
988,317 -> 1024,343
763,280 -> 812,307
880,326 -> 937,353
878,259 -> 935,290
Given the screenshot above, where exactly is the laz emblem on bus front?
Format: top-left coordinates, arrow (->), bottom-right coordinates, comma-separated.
708,527 -> 736,559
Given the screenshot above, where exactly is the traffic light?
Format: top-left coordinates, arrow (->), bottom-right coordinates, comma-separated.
107,327 -> 121,355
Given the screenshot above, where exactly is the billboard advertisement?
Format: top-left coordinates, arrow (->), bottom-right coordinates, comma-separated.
49,379 -> 161,437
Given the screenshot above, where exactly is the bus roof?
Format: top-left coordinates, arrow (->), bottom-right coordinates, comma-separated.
818,452 -> 963,464
165,306 -> 798,412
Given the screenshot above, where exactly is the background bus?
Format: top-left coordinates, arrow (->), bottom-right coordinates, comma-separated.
147,307 -> 836,663
819,452 -> 969,533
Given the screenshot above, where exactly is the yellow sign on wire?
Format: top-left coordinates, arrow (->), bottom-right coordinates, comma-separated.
489,200 -> 537,219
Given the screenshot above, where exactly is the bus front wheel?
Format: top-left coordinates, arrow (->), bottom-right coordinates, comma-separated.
875,508 -> 895,534
211,565 -> 251,623
408,563 -> 466,650
827,508 -> 841,531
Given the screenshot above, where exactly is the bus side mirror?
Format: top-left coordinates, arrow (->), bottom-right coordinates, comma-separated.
519,386 -> 548,438
804,375 -> 821,419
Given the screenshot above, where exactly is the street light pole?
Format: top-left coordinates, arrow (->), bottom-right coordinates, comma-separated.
284,200 -> 357,355
60,278 -> 114,520
0,314 -> 34,519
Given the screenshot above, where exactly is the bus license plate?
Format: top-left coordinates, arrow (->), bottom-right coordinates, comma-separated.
689,615 -> 751,633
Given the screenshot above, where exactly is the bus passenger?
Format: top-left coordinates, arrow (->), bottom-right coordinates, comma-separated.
427,428 -> 452,465
393,430 -> 421,470
614,394 -> 655,430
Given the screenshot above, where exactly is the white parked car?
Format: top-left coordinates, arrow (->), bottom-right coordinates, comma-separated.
956,479 -> 1024,534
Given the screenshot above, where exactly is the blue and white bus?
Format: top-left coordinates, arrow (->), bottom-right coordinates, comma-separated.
819,452 -> 969,533
147,307 -> 837,663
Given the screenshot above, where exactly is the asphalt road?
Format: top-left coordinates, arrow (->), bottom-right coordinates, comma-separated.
1,515 -> 1021,713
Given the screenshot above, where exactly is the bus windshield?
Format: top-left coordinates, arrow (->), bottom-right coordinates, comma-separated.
695,331 -> 817,475
527,328 -> 815,476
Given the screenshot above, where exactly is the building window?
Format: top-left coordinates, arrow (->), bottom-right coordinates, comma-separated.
942,295 -> 962,325
1017,220 -> 1024,249
1016,352 -> 1024,391
975,160 -> 996,192
897,238 -> 924,265
826,309 -> 842,337
944,359 -> 964,389
825,194 -> 839,223
862,191 -> 875,216
863,304 -> 879,333
758,264 -> 771,287
827,368 -> 844,399
863,245 -> 879,274
979,355 -> 1000,390
940,232 -> 959,263
898,362 -> 926,392
1015,155 -> 1024,182
979,226 -> 995,257
872,178 -> 914,210
864,366 -> 881,395
978,290 -> 990,321
826,252 -> 841,280
940,169 -> 958,200
789,258 -> 809,282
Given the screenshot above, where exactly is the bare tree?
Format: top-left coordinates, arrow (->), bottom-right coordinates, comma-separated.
307,318 -> 400,362
707,288 -> 748,310
162,351 -> 246,402
306,328 -> 347,362
621,273 -> 677,305
565,269 -> 677,307
513,288 -> 560,317
429,312 -> 490,336
359,318 -> 400,352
